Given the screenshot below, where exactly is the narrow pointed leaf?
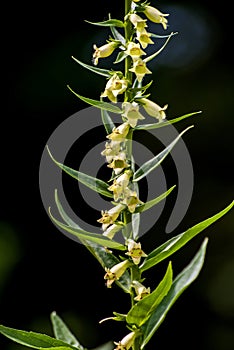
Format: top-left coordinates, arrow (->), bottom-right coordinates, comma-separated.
126,262 -> 173,327
101,108 -> 115,134
0,325 -> 76,349
49,208 -> 126,251
85,19 -> 125,28
134,185 -> 176,213
141,238 -> 208,348
134,111 -> 202,130
71,56 -> 111,77
47,146 -> 113,198
110,26 -> 126,46
144,32 -> 176,63
114,51 -> 128,64
140,200 -> 234,272
54,191 -> 131,292
67,86 -> 123,114
133,126 -> 193,182
50,312 -> 83,349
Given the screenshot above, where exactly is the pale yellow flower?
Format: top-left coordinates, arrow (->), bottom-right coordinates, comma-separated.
129,59 -> 152,83
122,189 -> 144,213
104,260 -> 132,288
122,102 -> 145,128
107,152 -> 129,175
136,29 -> 154,49
125,239 -> 147,265
93,42 -> 118,65
114,332 -> 136,350
129,13 -> 147,32
125,42 -> 146,61
107,122 -> 130,141
97,203 -> 126,230
108,170 -> 131,201
140,98 -> 168,121
101,74 -> 128,103
103,223 -> 124,240
132,280 -> 151,301
144,5 -> 169,30
101,140 -> 122,163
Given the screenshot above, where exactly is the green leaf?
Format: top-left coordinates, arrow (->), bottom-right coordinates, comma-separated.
114,51 -> 128,64
49,207 -> 126,251
126,261 -> 173,327
50,312 -> 83,349
54,191 -> 131,292
47,146 -> 113,198
101,108 -> 115,134
133,126 -> 193,182
140,200 -> 234,272
71,56 -> 111,77
134,185 -> 176,213
67,85 -> 123,114
0,324 -> 76,349
144,32 -> 176,63
110,26 -> 126,46
141,238 -> 208,348
134,111 -> 202,130
85,19 -> 125,28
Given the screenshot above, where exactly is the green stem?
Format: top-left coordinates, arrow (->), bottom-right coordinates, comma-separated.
124,0 -> 133,101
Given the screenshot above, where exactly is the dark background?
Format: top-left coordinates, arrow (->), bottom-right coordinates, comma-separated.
1,1 -> 234,350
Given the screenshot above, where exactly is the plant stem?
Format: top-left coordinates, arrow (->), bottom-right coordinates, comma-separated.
124,0 -> 133,101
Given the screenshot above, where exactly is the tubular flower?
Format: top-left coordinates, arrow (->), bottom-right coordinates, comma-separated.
93,41 -> 119,65
107,152 -> 129,175
125,42 -> 146,61
132,280 -> 151,301
101,140 -> 122,163
97,203 -> 126,231
123,189 -> 144,213
125,239 -> 147,265
143,5 -> 169,30
136,29 -> 154,49
129,13 -> 147,32
122,102 -> 145,128
101,74 -> 128,103
140,98 -> 168,121
108,171 -> 131,201
103,223 -> 124,240
104,259 -> 132,288
107,122 -> 130,141
129,59 -> 152,83
114,331 -> 136,350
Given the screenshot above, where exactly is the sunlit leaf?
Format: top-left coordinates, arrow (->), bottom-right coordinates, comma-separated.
85,19 -> 125,28
47,146 -> 113,198
71,56 -> 111,77
140,201 -> 234,272
101,108 -> 115,134
144,32 -> 176,63
126,261 -> 172,327
133,126 -> 193,182
141,238 -> 208,348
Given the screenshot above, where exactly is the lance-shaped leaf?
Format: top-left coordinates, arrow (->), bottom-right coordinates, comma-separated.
49,207 -> 126,251
67,85 -> 123,114
47,146 -> 113,198
134,111 -> 202,130
0,324 -> 76,349
50,312 -> 83,349
126,261 -> 173,327
144,32 -> 177,63
85,19 -> 125,28
134,185 -> 176,213
101,108 -> 115,134
140,200 -> 234,272
54,190 -> 131,292
110,26 -> 126,46
71,56 -> 111,77
141,238 -> 208,348
133,126 -> 193,182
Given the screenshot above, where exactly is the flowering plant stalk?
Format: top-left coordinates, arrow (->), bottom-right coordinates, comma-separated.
0,1 -> 233,350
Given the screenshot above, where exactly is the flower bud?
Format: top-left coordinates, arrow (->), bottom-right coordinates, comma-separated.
144,5 -> 169,30
93,41 -> 119,65
103,223 -> 124,240
140,98 -> 168,121
122,102 -> 145,128
104,259 -> 132,288
114,331 -> 136,350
